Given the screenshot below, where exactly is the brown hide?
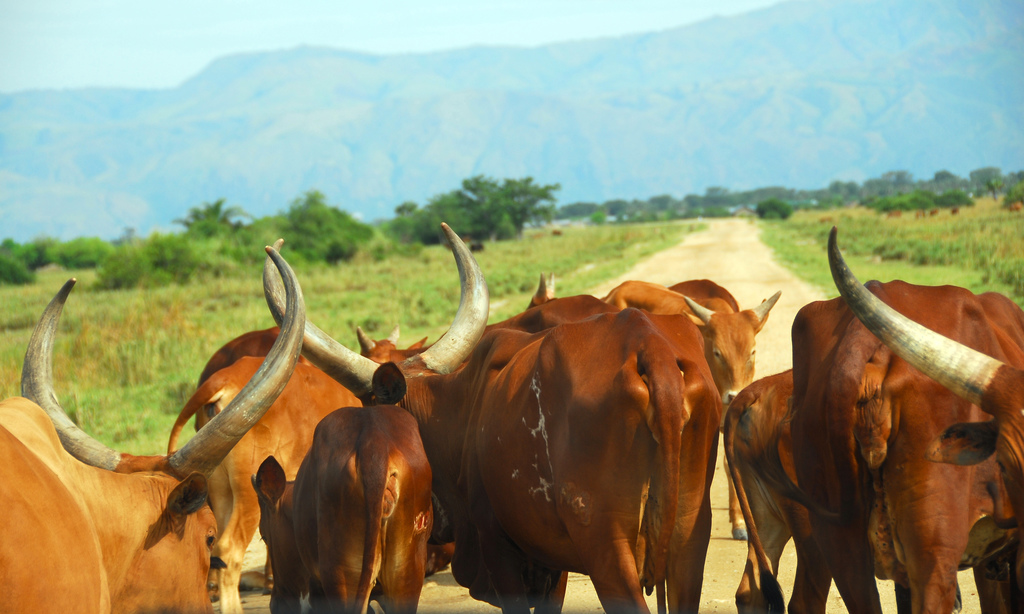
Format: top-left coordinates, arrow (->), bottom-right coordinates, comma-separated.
254,406 -> 433,614
2,398 -> 217,614
169,359 -> 358,614
789,281 -> 1023,613
669,279 -> 741,313
409,308 -> 721,612
601,279 -> 779,405
197,327 -> 312,386
723,371 -> 830,614
7,248 -> 303,614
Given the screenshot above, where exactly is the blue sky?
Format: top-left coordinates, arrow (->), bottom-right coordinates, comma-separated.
0,0 -> 781,92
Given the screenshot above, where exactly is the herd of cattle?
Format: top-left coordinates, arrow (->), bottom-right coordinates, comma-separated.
3,223 -> 1023,614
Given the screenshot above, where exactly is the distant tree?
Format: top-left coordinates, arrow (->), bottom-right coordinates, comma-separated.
589,210 -> 607,225
558,202 -> 600,219
0,252 -> 35,285
284,190 -> 373,263
986,178 -> 1004,199
495,177 -> 559,238
969,167 -> 1002,194
48,237 -> 115,269
395,201 -> 418,217
755,198 -> 794,220
175,198 -> 251,238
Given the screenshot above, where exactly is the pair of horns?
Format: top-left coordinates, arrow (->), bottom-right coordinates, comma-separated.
263,223 -> 489,398
682,291 -> 781,325
21,246 -> 305,477
828,227 -> 1001,408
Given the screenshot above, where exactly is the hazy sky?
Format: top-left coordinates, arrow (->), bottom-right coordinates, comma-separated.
0,0 -> 782,92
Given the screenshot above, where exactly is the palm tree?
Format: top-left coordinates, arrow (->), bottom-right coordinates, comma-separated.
174,199 -> 251,236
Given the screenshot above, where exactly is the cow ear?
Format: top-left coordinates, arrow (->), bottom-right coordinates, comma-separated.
927,420 -> 998,466
253,456 -> 287,504
169,473 -> 209,516
373,362 -> 407,405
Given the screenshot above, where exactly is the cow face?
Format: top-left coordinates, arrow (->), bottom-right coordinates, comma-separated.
698,311 -> 759,406
253,456 -> 304,609
118,473 -> 218,614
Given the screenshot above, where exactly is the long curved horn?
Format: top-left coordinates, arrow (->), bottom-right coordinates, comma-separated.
167,246 -> 305,476
751,291 -> 782,324
22,278 -> 123,470
683,295 -> 715,324
828,226 -> 1000,406
264,223 -> 489,393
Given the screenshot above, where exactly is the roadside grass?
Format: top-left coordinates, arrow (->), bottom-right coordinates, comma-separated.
0,222 -> 695,454
760,197 -> 1023,304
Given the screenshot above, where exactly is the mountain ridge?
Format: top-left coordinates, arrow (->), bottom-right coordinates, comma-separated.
1,0 -> 1022,241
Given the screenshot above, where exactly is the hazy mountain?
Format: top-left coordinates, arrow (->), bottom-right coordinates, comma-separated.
1,0 -> 1022,241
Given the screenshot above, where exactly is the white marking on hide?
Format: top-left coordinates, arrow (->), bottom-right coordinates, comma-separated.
512,469 -> 519,479
525,372 -> 555,502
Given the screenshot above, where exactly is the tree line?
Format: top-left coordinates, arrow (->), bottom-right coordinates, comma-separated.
2,166 -> 1022,288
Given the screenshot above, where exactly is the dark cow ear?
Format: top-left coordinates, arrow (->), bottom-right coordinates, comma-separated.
372,362 -> 407,405
927,420 -> 998,466
169,473 -> 209,516
253,456 -> 286,504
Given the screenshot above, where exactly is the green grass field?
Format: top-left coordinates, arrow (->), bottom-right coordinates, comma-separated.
759,197 -> 1024,303
0,222 -> 694,454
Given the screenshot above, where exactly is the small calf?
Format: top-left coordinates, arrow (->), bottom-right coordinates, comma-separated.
254,399 -> 433,614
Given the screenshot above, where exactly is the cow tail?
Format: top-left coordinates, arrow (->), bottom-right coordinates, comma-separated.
166,381 -> 226,454
723,405 -> 785,613
640,350 -> 684,590
749,419 -> 844,525
354,440 -> 395,613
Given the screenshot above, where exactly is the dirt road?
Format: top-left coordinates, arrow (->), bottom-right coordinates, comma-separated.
232,219 -> 981,613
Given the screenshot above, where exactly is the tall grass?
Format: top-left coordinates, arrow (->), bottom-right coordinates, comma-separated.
0,222 -> 694,454
760,197 -> 1024,303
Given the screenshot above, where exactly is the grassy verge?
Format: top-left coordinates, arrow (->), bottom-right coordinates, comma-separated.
0,222 -> 695,454
760,197 -> 1022,304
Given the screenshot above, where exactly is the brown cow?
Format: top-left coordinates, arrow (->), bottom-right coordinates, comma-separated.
263,225 -> 722,613
723,371 -> 825,613
168,359 -> 360,614
177,321 -> 433,611
603,278 -> 781,540
829,227 -> 1024,603
2,246 -> 304,614
253,396 -> 433,614
757,228 -> 1021,613
197,326 -> 312,386
356,324 -> 428,364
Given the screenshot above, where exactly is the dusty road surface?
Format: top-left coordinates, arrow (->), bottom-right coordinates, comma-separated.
229,219 -> 982,613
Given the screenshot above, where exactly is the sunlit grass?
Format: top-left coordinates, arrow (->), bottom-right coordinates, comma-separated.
760,197 -> 1023,303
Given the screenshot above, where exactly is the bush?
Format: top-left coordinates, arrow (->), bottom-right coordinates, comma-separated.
934,190 -> 972,208
756,198 -> 794,220
96,233 -> 206,289
0,253 -> 35,285
48,237 -> 115,269
283,191 -> 374,263
1004,180 -> 1024,208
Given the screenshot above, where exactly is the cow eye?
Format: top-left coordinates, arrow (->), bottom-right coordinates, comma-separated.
206,535 -> 216,549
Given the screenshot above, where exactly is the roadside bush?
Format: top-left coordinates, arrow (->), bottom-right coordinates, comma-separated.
756,198 -> 794,220
0,253 -> 35,285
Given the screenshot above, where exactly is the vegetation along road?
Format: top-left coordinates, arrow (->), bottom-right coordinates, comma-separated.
229,218 -> 989,613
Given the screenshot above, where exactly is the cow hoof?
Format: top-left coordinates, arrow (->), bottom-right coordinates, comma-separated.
732,527 -> 748,541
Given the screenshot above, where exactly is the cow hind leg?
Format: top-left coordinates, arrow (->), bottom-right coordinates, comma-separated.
726,469 -> 747,540
216,489 -> 263,614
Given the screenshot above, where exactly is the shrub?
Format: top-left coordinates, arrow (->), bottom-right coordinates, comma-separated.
48,237 -> 115,269
283,190 -> 374,263
0,253 -> 35,285
756,198 -> 794,220
934,190 -> 972,208
1004,180 -> 1024,208
96,233 -> 206,289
